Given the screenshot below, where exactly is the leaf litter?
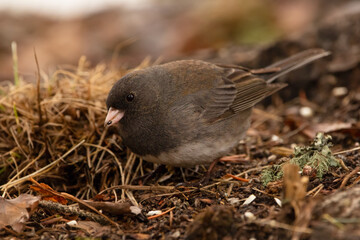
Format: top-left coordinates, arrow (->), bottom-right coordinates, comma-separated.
0,50 -> 359,239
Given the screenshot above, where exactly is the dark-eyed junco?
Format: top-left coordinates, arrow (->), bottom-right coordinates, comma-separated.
105,49 -> 329,167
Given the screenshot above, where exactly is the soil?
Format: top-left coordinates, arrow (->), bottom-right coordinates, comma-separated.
0,2 -> 360,239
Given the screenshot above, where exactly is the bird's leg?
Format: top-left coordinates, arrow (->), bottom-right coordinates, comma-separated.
176,158 -> 220,188
132,164 -> 166,185
199,158 -> 220,185
180,167 -> 187,182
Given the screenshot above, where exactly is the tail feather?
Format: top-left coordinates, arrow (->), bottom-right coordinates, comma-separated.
263,49 -> 330,83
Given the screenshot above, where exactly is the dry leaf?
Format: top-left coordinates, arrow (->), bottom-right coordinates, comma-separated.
30,183 -> 68,205
270,146 -> 294,157
0,194 -> 40,232
199,198 -> 213,204
130,233 -> 151,240
69,220 -> 111,237
303,122 -> 353,138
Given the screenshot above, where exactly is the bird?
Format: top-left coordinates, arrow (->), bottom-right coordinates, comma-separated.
105,49 -> 330,168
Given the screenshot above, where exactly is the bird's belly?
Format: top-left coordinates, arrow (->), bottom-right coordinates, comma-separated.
139,134 -> 243,167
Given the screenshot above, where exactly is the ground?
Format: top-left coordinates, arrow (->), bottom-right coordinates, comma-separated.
0,2 -> 360,239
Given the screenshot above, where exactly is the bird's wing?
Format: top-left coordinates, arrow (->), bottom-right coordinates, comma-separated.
200,77 -> 237,120
225,69 -> 287,113
171,49 -> 329,123
199,68 -> 285,122
168,75 -> 237,123
171,69 -> 285,123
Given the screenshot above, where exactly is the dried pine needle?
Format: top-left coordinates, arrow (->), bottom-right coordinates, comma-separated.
0,56 -> 144,199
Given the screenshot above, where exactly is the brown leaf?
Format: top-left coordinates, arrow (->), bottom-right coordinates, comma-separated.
92,194 -> 114,201
270,147 -> 294,157
0,194 -> 40,232
130,233 -> 151,240
199,198 -> 214,204
284,115 -> 358,139
303,122 -> 353,138
70,220 -> 111,237
30,183 -> 68,205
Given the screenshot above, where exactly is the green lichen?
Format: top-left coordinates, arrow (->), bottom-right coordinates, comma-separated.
290,133 -> 339,178
261,133 -> 340,186
261,164 -> 283,186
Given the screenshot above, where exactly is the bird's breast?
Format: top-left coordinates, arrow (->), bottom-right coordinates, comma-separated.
139,133 -> 243,167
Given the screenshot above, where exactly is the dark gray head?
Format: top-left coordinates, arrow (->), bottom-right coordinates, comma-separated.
105,68 -> 162,127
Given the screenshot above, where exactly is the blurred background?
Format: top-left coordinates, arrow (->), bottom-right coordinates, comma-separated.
0,0 -> 358,82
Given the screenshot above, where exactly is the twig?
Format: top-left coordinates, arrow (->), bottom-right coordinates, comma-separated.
39,200 -> 109,225
220,154 -> 249,163
3,226 -> 21,237
281,123 -> 309,140
10,126 -> 27,157
251,219 -> 312,234
322,213 -> 344,229
252,187 -> 278,198
348,175 -> 360,188
85,142 -> 125,200
145,166 -> 269,200
31,178 -> 120,229
338,158 -> 349,171
124,152 -> 137,186
203,166 -> 269,190
0,139 -> 85,192
11,41 -> 19,86
340,166 -> 360,189
90,128 -> 107,166
169,210 -> 174,228
226,183 -> 234,197
125,190 -> 139,207
6,145 -> 46,189
148,207 -> 176,220
334,147 -> 360,155
141,189 -> 198,201
224,173 -> 250,182
4,101 -> 33,120
101,166 -> 267,201
334,146 -> 360,155
34,48 -> 43,125
306,184 -> 324,196
98,184 -> 175,194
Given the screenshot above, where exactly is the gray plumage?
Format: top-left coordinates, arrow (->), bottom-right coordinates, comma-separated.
105,49 -> 330,167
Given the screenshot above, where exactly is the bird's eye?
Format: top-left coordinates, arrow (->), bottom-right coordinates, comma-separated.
126,93 -> 135,102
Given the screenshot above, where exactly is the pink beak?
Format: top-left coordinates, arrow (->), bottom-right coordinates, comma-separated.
104,107 -> 124,127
